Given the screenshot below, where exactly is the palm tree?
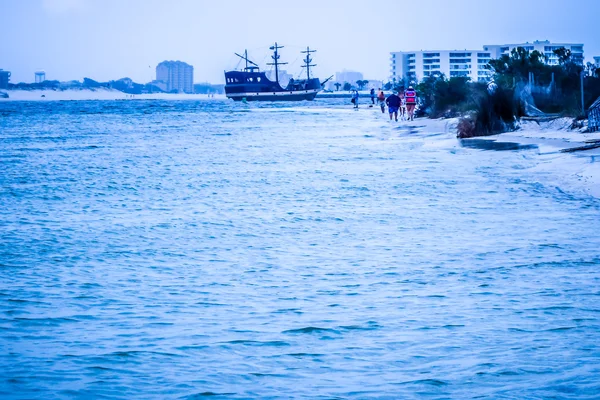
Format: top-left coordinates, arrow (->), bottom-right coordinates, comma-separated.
334,82 -> 341,91
356,80 -> 369,90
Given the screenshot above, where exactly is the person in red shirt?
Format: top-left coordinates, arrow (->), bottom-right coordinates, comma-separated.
404,86 -> 417,121
377,89 -> 386,113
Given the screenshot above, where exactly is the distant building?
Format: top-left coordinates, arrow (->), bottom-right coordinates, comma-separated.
484,41 -> 584,66
390,50 -> 492,83
35,71 -> 46,83
366,80 -> 383,90
335,70 -> 363,87
266,69 -> 293,86
0,69 -> 10,89
594,56 -> 600,69
390,40 -> 585,83
156,61 -> 194,93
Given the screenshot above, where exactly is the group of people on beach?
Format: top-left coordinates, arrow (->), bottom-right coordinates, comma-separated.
352,87 -> 417,121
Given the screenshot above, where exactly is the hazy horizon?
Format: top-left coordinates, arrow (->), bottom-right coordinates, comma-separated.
1,0 -> 599,84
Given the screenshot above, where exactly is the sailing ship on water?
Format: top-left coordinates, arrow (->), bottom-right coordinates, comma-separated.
224,43 -> 331,101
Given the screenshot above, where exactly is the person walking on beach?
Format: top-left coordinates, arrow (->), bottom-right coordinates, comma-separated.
351,90 -> 359,109
385,91 -> 401,121
399,91 -> 407,121
377,89 -> 386,113
370,88 -> 375,105
404,86 -> 417,121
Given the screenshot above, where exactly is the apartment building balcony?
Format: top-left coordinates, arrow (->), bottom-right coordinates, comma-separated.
450,58 -> 471,64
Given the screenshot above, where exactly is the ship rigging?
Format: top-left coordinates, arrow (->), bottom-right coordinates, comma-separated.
224,43 -> 331,102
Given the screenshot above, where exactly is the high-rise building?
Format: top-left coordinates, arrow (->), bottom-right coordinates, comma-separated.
0,69 -> 10,89
390,50 -> 492,84
335,70 -> 363,86
390,40 -> 585,84
483,41 -> 584,66
35,71 -> 46,83
156,61 -> 194,93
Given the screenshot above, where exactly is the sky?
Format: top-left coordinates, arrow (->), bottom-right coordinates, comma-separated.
1,0 -> 599,84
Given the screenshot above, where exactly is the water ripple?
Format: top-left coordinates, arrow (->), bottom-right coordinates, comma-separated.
0,99 -> 599,399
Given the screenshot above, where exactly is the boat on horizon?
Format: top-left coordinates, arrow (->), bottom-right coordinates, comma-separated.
224,43 -> 331,101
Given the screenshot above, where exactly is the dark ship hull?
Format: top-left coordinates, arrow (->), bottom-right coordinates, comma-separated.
224,44 -> 326,102
224,71 -> 321,101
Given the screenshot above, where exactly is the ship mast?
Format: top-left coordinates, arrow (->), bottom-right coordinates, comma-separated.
234,50 -> 258,71
243,49 -> 250,70
301,47 -> 316,80
267,42 -> 287,83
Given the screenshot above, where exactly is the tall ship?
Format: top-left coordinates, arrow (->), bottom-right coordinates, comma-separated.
224,43 -> 331,101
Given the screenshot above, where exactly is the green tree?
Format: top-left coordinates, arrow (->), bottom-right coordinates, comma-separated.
416,74 -> 440,114
485,45 -> 598,115
553,47 -> 572,65
416,74 -> 471,117
393,77 -> 407,92
487,47 -> 548,87
356,80 -> 369,90
343,82 -> 352,91
334,82 -> 341,91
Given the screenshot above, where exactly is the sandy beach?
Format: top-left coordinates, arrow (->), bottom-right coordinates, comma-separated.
456,118 -> 600,198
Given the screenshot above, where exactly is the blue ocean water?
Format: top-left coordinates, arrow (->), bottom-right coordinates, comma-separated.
1,99 -> 599,399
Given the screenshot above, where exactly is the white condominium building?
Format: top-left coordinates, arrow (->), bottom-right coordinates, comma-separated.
483,40 -> 584,66
390,40 -> 585,84
390,50 -> 493,84
156,61 -> 194,93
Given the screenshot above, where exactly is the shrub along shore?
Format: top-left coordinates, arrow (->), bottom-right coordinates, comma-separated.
393,47 -> 600,138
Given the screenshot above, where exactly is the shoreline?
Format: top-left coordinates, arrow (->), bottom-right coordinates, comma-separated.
2,92 -> 598,198
446,117 -> 600,198
0,89 -> 228,101
0,89 -> 380,102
